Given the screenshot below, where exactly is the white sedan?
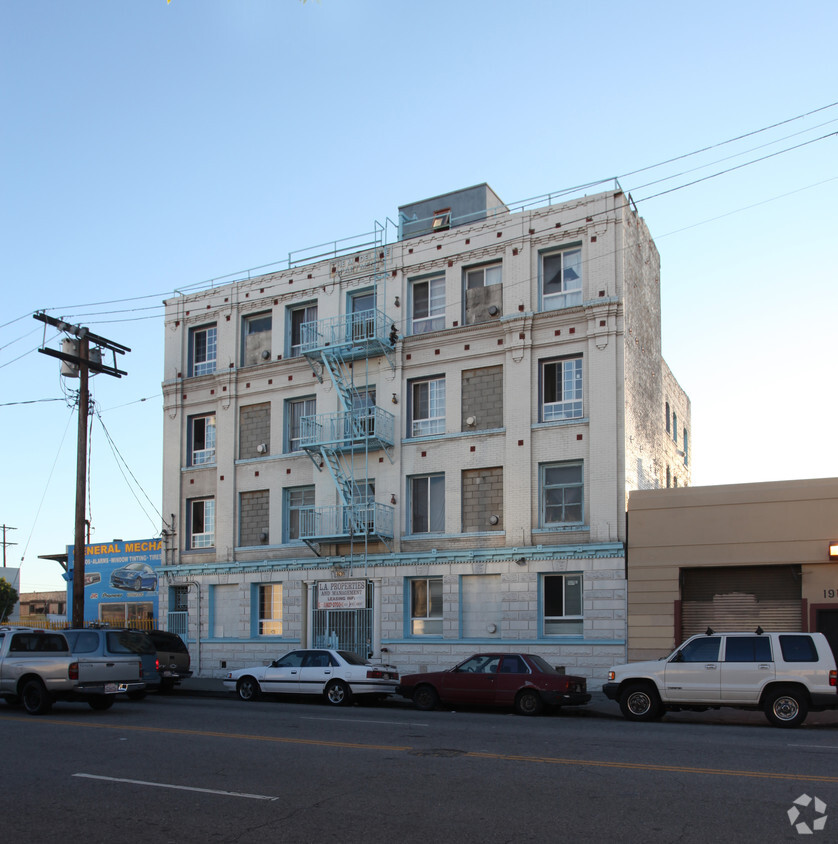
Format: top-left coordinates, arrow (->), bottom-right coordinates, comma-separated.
223,648 -> 399,706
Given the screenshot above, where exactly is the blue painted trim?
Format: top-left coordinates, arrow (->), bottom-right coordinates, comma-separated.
162,541 -> 625,577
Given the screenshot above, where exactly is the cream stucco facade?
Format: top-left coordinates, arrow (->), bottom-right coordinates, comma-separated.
158,183 -> 690,682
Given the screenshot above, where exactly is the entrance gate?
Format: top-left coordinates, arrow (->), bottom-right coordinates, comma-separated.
312,581 -> 373,659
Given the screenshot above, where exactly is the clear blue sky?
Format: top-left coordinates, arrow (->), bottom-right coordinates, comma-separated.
2,0 -> 836,592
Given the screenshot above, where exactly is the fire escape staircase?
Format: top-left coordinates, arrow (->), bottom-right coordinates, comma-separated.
298,307 -> 396,555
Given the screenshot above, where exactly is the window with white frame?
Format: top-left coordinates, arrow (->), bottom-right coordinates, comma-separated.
541,248 -> 582,310
410,577 -> 443,635
288,302 -> 318,358
285,396 -> 315,452
410,274 -> 445,334
284,486 -> 314,541
190,325 -> 217,377
465,263 -> 502,289
540,357 -> 583,421
542,573 -> 583,635
410,377 -> 445,437
188,413 -> 216,466
188,498 -> 215,549
540,462 -> 583,527
410,474 -> 445,534
258,584 -> 283,636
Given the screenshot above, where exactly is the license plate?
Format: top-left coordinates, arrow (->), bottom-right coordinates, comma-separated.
105,683 -> 118,694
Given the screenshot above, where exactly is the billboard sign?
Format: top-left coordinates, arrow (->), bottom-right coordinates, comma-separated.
67,538 -> 163,624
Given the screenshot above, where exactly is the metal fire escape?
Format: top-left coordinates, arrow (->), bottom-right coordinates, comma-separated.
297,227 -> 396,556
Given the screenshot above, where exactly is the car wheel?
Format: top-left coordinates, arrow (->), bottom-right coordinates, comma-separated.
128,690 -> 147,701
237,676 -> 260,702
89,696 -> 115,711
21,679 -> 53,715
412,685 -> 439,711
619,682 -> 663,722
764,687 -> 808,728
514,689 -> 543,716
325,680 -> 352,707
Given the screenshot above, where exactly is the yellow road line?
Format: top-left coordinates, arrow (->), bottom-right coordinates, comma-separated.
5,715 -> 838,783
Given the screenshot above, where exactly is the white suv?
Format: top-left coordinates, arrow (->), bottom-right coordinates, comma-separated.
603,630 -> 838,728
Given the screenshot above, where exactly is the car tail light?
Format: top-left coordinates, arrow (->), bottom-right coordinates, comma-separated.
830,670 -> 836,688
139,660 -> 144,679
69,661 -> 79,680
367,669 -> 398,680
155,657 -> 160,672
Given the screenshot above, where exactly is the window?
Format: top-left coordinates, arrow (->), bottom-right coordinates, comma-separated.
188,414 -> 216,466
190,325 -> 217,377
541,248 -> 582,310
350,290 -> 376,341
258,584 -> 283,636
779,635 -> 819,663
465,263 -> 502,289
410,474 -> 445,534
410,275 -> 445,334
432,208 -> 450,232
540,357 -> 583,421
188,498 -> 215,549
410,377 -> 445,437
288,302 -> 317,358
242,312 -> 272,366
665,402 -> 671,433
542,574 -> 583,636
410,577 -> 442,635
725,636 -> 772,662
284,486 -> 314,542
672,412 -> 678,444
676,637 -> 721,662
683,428 -> 689,466
540,462 -> 583,526
285,396 -> 315,452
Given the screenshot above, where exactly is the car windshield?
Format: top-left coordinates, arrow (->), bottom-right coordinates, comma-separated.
107,631 -> 156,655
337,651 -> 367,666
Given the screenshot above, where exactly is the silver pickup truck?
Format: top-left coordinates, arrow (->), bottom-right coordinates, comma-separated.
0,627 -> 145,715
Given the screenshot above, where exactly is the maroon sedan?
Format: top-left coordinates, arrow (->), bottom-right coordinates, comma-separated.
396,652 -> 591,716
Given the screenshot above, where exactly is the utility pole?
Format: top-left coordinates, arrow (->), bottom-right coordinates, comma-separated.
34,313 -> 129,628
0,525 -> 17,567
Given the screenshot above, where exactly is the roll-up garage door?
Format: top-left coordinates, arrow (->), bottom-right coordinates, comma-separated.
680,566 -> 801,640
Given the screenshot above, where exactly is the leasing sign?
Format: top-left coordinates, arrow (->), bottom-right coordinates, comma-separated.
317,580 -> 366,610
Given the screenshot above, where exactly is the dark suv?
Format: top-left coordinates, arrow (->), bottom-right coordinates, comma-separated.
144,630 -> 192,693
64,628 -> 160,699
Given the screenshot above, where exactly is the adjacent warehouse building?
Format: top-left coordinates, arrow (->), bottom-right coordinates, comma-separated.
158,182 -> 690,680
626,477 -> 838,661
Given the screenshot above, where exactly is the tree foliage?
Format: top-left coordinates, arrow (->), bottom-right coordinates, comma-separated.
0,578 -> 19,623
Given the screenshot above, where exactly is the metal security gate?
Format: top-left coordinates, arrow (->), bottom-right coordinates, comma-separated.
312,581 -> 373,658
680,565 -> 801,640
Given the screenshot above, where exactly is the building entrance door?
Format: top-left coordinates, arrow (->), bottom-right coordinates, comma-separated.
816,609 -> 838,662
312,580 -> 373,659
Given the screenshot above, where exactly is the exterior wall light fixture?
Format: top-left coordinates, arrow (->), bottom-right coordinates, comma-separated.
830,542 -> 838,561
